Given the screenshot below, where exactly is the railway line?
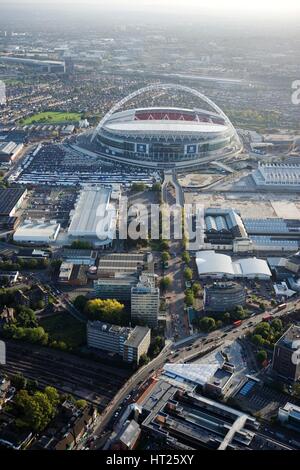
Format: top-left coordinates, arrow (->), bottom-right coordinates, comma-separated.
1,341 -> 131,409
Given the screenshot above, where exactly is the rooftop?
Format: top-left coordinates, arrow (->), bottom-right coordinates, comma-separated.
124,326 -> 150,349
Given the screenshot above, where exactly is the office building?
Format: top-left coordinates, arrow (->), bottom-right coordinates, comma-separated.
87,321 -> 150,364
278,403 -> 300,433
131,273 -> 159,328
272,325 -> 300,382
94,275 -> 138,301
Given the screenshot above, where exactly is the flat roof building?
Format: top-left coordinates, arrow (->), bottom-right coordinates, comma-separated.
0,188 -> 27,217
87,321 -> 150,364
13,219 -> 61,244
278,403 -> 300,433
68,186 -> 117,248
252,163 -> 300,190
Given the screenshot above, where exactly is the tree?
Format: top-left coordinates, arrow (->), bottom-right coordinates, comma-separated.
160,277 -> 171,291
73,295 -> 88,312
161,251 -> 170,263
152,182 -> 161,192
257,350 -> 268,364
185,292 -> 194,307
15,387 -> 59,432
160,239 -> 170,251
76,399 -> 87,410
199,317 -> 216,333
131,182 -> 147,192
252,334 -> 265,346
182,251 -> 191,264
85,298 -> 125,324
139,353 -> 150,366
17,306 -> 38,328
192,282 -> 201,297
11,373 -> 27,391
271,318 -> 283,332
70,240 -> 92,250
184,267 -> 193,281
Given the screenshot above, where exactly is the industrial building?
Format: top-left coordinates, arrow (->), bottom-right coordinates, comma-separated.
272,325 -> 300,382
204,282 -> 246,312
195,251 -> 272,280
67,186 -> 117,248
61,248 -> 97,266
86,321 -> 150,364
13,219 -> 61,244
0,188 -> 27,217
131,273 -> 159,328
0,56 -> 66,73
252,163 -> 300,190
0,141 -> 23,164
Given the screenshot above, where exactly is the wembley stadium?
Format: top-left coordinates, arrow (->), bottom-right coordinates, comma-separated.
84,84 -> 243,170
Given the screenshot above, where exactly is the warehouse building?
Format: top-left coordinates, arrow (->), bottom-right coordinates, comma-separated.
61,248 -> 97,266
131,273 -> 159,328
13,219 -> 61,245
67,186 -> 117,248
204,282 -> 246,312
196,251 -> 272,280
87,321 -> 150,364
0,141 -> 24,164
0,188 -> 27,217
252,163 -> 300,190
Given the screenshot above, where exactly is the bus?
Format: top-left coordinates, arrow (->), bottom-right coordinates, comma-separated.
263,314 -> 273,322
277,303 -> 287,312
233,320 -> 242,327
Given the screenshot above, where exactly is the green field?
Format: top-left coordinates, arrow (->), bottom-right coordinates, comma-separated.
40,312 -> 86,349
20,111 -> 81,125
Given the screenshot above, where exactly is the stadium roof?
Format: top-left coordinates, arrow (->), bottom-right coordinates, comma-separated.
105,121 -> 227,134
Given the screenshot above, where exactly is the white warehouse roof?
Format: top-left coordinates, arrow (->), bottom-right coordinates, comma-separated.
14,219 -> 61,243
68,186 -> 116,241
196,251 -> 235,276
196,251 -> 271,279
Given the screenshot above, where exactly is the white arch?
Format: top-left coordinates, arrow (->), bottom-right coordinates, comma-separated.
91,83 -> 238,142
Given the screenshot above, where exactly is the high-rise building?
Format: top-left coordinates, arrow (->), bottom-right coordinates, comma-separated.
272,325 -> 300,382
131,273 -> 159,328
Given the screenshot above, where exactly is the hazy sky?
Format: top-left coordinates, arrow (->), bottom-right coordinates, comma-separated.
4,0 -> 300,16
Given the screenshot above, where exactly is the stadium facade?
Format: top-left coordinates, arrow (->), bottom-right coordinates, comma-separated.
84,84 -> 242,170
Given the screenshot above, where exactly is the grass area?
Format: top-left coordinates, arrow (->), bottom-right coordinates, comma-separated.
40,312 -> 86,349
20,111 -> 81,125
